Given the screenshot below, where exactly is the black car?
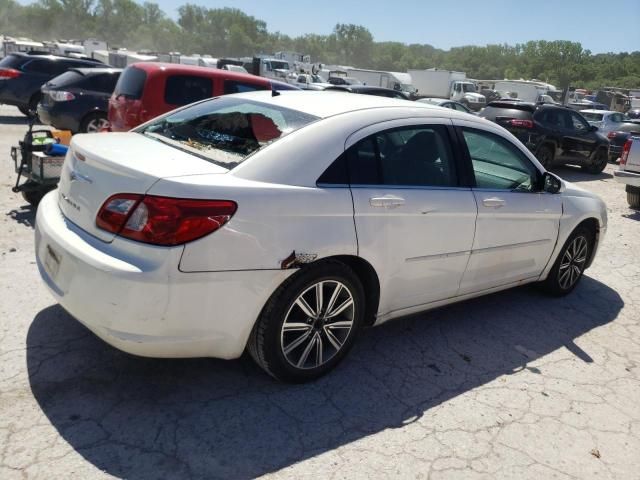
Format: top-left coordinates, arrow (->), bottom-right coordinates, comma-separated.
606,121 -> 640,162
479,101 -> 610,174
0,52 -> 104,116
37,68 -> 122,133
324,85 -> 409,100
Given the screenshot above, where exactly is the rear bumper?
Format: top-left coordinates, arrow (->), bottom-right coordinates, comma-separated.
614,169 -> 640,187
37,103 -> 81,132
35,191 -> 293,359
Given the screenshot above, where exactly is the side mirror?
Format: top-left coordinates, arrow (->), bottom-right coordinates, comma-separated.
543,172 -> 562,194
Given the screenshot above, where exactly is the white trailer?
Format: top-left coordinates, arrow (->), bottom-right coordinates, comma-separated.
345,68 -> 416,95
409,68 -> 486,110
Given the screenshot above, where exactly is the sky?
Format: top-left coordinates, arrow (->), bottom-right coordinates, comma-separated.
148,0 -> 640,54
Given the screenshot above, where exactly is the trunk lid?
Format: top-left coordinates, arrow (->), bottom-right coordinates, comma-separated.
58,132 -> 228,242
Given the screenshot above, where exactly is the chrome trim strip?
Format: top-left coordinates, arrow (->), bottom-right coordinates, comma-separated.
471,238 -> 552,254
405,238 -> 552,263
406,250 -> 470,262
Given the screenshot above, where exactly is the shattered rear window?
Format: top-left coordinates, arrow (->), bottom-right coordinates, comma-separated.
137,96 -> 318,169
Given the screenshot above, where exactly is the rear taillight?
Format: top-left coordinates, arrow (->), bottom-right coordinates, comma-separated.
620,139 -> 632,166
507,119 -> 534,128
607,131 -> 617,139
0,68 -> 21,79
49,90 -> 76,102
96,194 -> 237,246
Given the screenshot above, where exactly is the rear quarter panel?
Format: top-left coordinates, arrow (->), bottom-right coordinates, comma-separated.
148,175 -> 358,272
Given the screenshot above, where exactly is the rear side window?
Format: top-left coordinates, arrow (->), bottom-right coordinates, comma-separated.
21,59 -> 68,76
581,112 -> 604,122
114,66 -> 147,99
0,54 -> 28,69
223,80 -> 268,94
348,125 -> 457,187
46,70 -> 83,87
165,75 -> 213,105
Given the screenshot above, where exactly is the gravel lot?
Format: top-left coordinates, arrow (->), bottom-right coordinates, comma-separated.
1,103 -> 639,480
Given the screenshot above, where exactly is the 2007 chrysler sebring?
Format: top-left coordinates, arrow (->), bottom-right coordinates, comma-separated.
35,91 -> 607,382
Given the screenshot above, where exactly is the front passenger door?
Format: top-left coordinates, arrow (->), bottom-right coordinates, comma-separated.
456,125 -> 562,294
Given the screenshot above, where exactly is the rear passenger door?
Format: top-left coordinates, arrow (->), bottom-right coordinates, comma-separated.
347,119 -> 477,315
454,123 -> 562,294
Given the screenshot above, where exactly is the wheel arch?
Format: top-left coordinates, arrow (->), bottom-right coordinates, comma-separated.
575,217 -> 600,268
328,255 -> 380,326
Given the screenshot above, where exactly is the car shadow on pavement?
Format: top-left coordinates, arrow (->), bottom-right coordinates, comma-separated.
7,205 -> 36,228
622,210 -> 640,221
551,165 -> 613,182
27,275 -> 622,479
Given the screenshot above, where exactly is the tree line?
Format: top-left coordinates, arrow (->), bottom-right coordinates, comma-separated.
1,0 -> 639,89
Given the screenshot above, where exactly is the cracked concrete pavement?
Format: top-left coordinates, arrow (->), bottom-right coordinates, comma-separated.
0,104 -> 639,479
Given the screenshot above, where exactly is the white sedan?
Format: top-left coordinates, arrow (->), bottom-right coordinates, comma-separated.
35,91 -> 608,382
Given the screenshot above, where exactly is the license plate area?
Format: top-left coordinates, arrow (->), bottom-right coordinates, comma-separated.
44,244 -> 61,280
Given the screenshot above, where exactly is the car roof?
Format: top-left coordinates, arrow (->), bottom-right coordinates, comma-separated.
70,67 -> 123,75
10,52 -> 103,64
129,62 -> 269,83
580,109 -> 616,115
225,90 -> 447,119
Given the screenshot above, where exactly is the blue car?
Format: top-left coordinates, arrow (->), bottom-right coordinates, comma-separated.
0,52 -> 104,116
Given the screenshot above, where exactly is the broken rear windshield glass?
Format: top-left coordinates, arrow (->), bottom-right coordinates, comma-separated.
137,96 -> 318,169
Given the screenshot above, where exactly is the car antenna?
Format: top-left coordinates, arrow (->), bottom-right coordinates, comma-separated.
272,85 -> 280,97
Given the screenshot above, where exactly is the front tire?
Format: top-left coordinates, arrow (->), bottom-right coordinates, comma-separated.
541,227 -> 593,296
582,148 -> 608,174
536,144 -> 554,169
248,260 -> 364,383
627,185 -> 640,209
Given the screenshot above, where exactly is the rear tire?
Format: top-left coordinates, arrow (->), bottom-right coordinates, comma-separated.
541,226 -> 593,296
536,144 -> 554,169
20,184 -> 54,207
627,185 -> 640,209
248,260 -> 364,383
80,112 -> 109,133
582,148 -> 608,174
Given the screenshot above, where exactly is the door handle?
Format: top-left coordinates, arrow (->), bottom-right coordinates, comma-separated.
370,195 -> 405,208
482,197 -> 506,208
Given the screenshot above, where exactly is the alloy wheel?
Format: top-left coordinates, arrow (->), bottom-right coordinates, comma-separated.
558,235 -> 588,290
86,118 -> 109,133
280,280 -> 355,370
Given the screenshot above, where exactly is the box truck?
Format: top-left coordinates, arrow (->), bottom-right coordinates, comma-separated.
409,69 -> 486,110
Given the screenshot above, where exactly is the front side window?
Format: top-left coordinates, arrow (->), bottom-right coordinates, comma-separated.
462,128 -> 539,191
164,75 -> 213,105
348,125 -> 457,187
136,97 -> 318,170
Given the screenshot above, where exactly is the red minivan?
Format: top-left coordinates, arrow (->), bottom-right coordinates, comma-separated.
108,62 -> 298,131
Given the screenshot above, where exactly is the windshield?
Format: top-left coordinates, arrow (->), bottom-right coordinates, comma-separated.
136,96 -> 318,169
311,74 -> 325,83
462,83 -> 477,93
400,83 -> 416,93
268,60 -> 289,70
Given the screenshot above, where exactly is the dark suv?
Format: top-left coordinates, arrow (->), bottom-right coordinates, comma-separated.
480,101 -> 610,174
0,53 -> 104,116
38,68 -> 121,133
